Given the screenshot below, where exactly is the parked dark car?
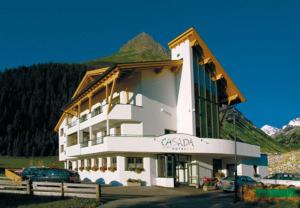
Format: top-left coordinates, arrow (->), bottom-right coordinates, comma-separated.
220,175 -> 259,191
21,167 -> 80,183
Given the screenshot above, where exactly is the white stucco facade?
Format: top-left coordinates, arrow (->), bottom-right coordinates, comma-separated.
57,28 -> 268,188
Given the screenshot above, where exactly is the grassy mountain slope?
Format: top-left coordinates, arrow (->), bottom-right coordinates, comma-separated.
87,32 -> 170,65
220,108 -> 287,153
274,126 -> 300,150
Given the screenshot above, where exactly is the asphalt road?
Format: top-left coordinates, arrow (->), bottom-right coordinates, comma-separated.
99,186 -> 299,208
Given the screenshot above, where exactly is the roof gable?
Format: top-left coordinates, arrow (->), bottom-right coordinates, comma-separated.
72,67 -> 110,98
168,27 -> 246,104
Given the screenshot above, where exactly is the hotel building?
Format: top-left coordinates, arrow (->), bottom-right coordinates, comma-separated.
55,28 -> 268,187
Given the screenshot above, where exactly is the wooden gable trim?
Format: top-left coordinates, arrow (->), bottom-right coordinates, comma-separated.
168,28 -> 246,104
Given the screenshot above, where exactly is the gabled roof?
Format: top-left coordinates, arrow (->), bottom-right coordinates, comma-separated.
72,63 -> 116,99
168,27 -> 246,104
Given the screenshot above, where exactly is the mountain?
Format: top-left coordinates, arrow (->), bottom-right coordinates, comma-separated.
274,126 -> 300,150
0,63 -> 87,156
220,108 -> 287,153
261,117 -> 300,150
87,32 -> 170,65
261,125 -> 280,136
284,117 -> 300,129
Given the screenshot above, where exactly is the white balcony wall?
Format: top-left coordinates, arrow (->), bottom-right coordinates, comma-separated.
139,69 -> 177,136
121,123 -> 143,136
65,144 -> 81,157
63,136 -> 260,159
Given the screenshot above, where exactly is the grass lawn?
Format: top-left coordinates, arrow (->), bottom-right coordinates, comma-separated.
0,156 -> 63,169
0,194 -> 99,208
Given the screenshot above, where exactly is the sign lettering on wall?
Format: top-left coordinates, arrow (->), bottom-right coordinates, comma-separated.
154,134 -> 197,151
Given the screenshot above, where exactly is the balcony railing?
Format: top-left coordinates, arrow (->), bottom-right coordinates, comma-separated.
67,120 -> 77,128
79,114 -> 88,123
92,136 -> 104,145
80,141 -> 88,148
91,106 -> 102,117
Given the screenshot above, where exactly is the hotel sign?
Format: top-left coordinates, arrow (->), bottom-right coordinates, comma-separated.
154,134 -> 198,151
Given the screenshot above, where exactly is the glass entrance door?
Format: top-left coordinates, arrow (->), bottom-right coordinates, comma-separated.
175,155 -> 191,186
176,161 -> 188,185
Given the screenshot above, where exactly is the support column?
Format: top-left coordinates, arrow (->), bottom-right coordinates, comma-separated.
89,126 -> 92,146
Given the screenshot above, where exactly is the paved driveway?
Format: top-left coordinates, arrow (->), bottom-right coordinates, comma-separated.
100,186 -> 299,208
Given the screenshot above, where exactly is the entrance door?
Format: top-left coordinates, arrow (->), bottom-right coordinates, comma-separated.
175,155 -> 191,186
176,161 -> 188,185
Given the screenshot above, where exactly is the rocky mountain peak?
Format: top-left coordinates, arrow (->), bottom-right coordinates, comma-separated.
119,32 -> 169,56
261,125 -> 281,136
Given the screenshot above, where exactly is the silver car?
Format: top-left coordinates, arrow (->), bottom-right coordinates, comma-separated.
221,175 -> 258,191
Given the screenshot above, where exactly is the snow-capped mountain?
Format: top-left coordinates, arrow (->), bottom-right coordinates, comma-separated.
261,125 -> 281,136
261,116 -> 300,136
286,117 -> 300,128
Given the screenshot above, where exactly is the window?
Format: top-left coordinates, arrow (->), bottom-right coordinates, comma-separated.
111,157 -> 117,167
81,159 -> 84,167
94,158 -> 99,167
157,154 -> 177,178
157,155 -> 166,177
60,145 -> 64,153
67,133 -> 78,147
81,132 -> 89,147
87,159 -> 91,167
165,129 -> 176,134
193,48 -> 219,138
126,157 -> 143,171
60,128 -> 64,136
102,158 -> 107,167
115,127 -> 121,135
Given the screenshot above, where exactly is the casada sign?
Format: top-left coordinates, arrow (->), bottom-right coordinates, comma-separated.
154,134 -> 198,151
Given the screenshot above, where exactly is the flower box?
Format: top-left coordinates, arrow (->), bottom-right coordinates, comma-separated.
127,178 -> 144,186
127,181 -> 142,187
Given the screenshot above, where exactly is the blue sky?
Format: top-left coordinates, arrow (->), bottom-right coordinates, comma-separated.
0,0 -> 299,128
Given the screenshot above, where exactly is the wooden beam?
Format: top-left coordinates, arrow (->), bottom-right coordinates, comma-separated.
77,103 -> 81,117
88,95 -> 92,112
64,69 -> 120,113
199,57 -> 212,65
105,84 -> 108,104
107,76 -> 118,114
